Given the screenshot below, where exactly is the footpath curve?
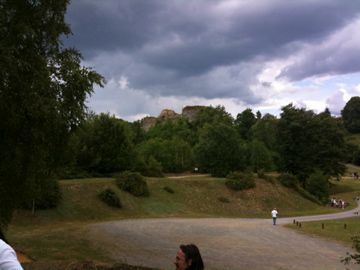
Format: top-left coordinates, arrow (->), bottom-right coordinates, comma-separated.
278,199 -> 360,224
86,201 -> 360,270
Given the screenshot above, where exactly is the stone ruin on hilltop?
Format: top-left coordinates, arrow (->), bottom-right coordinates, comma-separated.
140,105 -> 206,131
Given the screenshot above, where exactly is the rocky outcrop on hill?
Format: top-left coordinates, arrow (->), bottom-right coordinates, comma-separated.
141,116 -> 157,132
158,109 -> 180,120
182,105 -> 205,122
140,105 -> 206,131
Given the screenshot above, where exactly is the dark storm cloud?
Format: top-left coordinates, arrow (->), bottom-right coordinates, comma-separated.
65,0 -> 360,101
65,0 -> 164,55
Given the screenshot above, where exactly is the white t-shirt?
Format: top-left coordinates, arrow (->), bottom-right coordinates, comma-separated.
271,209 -> 278,218
0,240 -> 23,270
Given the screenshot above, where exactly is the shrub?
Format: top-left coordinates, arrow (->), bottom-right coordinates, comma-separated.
163,186 -> 175,194
278,173 -> 299,188
225,171 -> 255,191
116,171 -> 150,197
218,196 -> 230,203
305,170 -> 330,202
98,188 -> 122,208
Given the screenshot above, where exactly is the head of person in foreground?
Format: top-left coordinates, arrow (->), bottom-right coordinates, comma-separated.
175,244 -> 204,270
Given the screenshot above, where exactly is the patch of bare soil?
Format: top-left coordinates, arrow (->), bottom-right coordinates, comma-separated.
17,250 -> 33,263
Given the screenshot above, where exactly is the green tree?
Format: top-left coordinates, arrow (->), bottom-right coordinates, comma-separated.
312,111 -> 346,177
0,0 -> 104,228
130,120 -> 146,145
137,138 -> 193,172
249,139 -> 274,172
192,105 -> 234,130
341,96 -> 360,133
277,104 -> 345,184
76,114 -> 135,174
194,123 -> 245,177
146,118 -> 195,145
235,108 -> 257,139
251,113 -> 278,151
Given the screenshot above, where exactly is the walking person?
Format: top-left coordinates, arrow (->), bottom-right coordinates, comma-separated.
271,208 -> 278,225
174,244 -> 204,270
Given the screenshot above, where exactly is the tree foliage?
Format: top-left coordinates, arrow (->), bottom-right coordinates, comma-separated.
192,105 -> 234,131
341,96 -> 360,133
0,0 -> 104,228
194,123 -> 245,177
251,113 -> 278,151
137,138 -> 192,172
248,139 -> 274,172
75,113 -> 135,174
146,118 -> 195,145
235,108 -> 256,139
277,104 -> 345,182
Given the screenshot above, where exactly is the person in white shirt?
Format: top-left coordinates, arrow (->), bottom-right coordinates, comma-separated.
0,230 -> 23,270
271,208 -> 278,225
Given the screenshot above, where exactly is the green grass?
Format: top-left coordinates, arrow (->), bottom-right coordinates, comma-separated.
285,217 -> 360,246
8,174 -> 360,266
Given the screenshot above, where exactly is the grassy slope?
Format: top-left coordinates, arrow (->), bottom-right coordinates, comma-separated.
8,174 -> 360,264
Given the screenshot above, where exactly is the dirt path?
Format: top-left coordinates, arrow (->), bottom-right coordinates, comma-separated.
86,201 -> 360,270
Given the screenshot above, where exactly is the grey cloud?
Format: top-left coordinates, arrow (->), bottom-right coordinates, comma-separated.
278,18 -> 360,81
65,0 -> 164,57
66,0 -> 360,105
89,50 -> 263,102
67,0 -> 360,67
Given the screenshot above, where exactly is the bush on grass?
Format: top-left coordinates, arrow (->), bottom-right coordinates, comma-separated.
225,171 -> 255,191
98,188 -> 122,208
116,171 -> 150,197
163,186 -> 175,194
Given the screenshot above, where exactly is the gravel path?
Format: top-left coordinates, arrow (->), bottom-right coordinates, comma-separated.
86,201 -> 360,270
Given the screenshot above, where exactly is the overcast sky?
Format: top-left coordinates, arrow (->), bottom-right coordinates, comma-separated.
65,0 -> 360,121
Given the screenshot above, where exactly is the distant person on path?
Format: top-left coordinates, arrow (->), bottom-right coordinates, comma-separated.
271,208 -> 278,225
0,230 -> 23,270
175,244 -> 204,270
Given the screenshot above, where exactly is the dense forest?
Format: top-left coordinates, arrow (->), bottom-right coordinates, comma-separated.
61,100 -> 360,177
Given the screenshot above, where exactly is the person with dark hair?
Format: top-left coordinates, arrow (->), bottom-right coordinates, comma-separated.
174,244 -> 204,270
0,229 -> 23,270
